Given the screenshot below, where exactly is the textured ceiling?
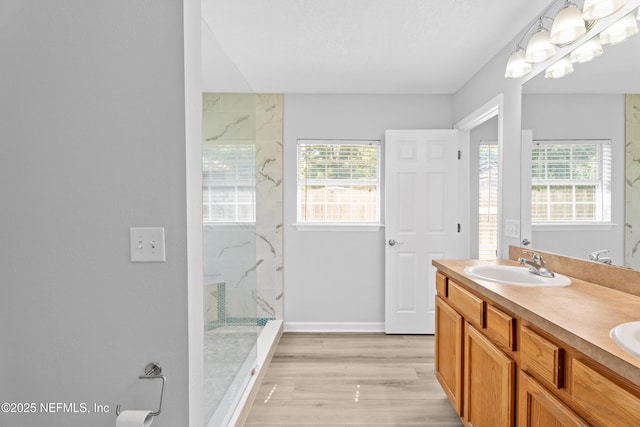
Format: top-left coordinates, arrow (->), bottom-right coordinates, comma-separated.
201,0 -> 553,94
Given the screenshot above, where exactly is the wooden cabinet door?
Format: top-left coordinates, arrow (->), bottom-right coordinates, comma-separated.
464,323 -> 515,427
518,371 -> 589,427
435,296 -> 463,416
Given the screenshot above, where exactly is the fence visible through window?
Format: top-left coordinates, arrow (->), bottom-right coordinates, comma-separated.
297,140 -> 381,224
531,140 -> 611,223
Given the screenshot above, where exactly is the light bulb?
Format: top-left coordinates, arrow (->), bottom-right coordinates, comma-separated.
600,12 -> 638,45
550,3 -> 587,46
525,28 -> 556,63
505,48 -> 532,78
570,37 -> 604,63
583,0 -> 626,21
545,56 -> 574,78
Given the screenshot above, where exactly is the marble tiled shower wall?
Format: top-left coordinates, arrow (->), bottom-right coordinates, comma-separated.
202,93 -> 283,323
626,94 -> 640,269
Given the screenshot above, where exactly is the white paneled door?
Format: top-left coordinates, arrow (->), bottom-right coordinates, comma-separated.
385,130 -> 462,334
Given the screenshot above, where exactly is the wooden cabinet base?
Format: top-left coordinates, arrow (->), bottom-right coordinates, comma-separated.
434,269 -> 640,427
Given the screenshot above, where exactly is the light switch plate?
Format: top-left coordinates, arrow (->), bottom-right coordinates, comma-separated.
504,219 -> 520,239
130,227 -> 166,262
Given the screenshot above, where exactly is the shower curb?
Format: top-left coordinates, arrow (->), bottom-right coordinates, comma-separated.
227,320 -> 284,427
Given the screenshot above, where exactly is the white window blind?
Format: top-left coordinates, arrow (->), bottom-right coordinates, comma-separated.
531,140 -> 611,223
203,144 -> 256,223
297,140 -> 381,224
479,143 -> 498,260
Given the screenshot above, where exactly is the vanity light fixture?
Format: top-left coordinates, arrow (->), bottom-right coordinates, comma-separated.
600,11 -> 639,44
504,48 -> 533,78
569,35 -> 604,62
505,0 -> 638,80
550,1 -> 587,45
545,55 -> 574,78
525,19 -> 557,63
583,0 -> 626,20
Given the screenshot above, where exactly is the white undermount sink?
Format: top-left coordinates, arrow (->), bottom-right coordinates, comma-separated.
610,321 -> 640,359
463,265 -> 571,287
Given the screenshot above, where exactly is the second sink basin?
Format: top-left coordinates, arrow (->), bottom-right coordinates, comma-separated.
463,265 -> 571,287
610,321 -> 640,359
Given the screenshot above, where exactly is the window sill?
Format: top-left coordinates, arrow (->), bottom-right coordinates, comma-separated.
204,222 -> 256,229
293,223 -> 384,232
532,222 -> 616,232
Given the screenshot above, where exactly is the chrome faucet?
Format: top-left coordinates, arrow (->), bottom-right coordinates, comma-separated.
518,250 -> 555,278
588,249 -> 612,265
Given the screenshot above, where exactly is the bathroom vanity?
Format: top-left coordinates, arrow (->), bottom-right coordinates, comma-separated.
433,247 -> 640,427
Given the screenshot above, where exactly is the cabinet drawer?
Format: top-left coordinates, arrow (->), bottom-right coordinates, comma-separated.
436,272 -> 447,297
571,358 -> 640,427
486,304 -> 515,351
521,326 -> 564,388
448,280 -> 484,327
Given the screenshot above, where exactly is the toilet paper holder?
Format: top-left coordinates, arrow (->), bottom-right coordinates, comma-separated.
116,362 -> 166,417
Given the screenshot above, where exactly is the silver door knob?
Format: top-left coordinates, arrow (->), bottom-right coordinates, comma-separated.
522,238 -> 531,246
388,239 -> 403,246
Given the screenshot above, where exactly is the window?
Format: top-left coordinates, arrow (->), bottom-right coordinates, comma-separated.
203,143 -> 256,223
531,140 -> 611,224
297,140 -> 381,225
479,143 -> 498,260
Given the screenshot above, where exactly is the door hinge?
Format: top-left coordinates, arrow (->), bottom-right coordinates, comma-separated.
457,150 -> 461,160
457,223 -> 461,232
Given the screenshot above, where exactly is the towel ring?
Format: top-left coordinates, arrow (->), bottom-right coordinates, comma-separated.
116,362 -> 166,417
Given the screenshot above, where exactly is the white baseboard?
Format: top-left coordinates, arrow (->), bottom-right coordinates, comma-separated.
284,322 -> 385,333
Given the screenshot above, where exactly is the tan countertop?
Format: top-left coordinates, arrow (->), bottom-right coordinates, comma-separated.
433,258 -> 640,387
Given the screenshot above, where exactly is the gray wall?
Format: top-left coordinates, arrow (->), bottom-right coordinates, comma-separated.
0,2 -> 191,426
453,39 -> 525,257
282,94 -> 454,330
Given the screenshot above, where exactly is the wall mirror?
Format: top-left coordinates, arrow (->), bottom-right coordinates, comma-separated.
520,7 -> 640,268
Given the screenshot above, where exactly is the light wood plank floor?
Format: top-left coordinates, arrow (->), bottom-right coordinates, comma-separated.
244,333 -> 463,426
